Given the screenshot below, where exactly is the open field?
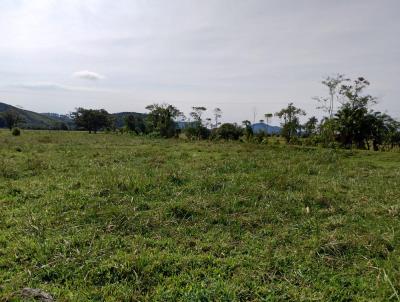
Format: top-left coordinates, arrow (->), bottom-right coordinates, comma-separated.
0,130 -> 399,301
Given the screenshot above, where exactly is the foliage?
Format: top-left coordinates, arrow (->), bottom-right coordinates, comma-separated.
242,120 -> 253,140
71,108 -> 112,133
184,124 -> 210,140
314,74 -> 349,118
211,123 -> 243,140
145,103 -> 181,138
213,108 -> 222,129
334,77 -> 377,149
185,107 -> 210,139
2,110 -> 23,130
303,116 -> 318,137
124,114 -> 146,134
275,103 -> 306,142
11,127 -> 21,136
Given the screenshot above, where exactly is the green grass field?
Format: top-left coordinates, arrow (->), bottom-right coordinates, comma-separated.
0,130 -> 399,301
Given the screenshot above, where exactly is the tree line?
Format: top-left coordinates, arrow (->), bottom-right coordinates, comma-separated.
2,75 -> 399,150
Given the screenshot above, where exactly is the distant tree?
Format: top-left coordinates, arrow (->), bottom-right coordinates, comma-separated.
212,123 -> 243,140
335,77 -> 377,148
124,114 -> 146,134
71,108 -> 112,133
190,107 -> 207,126
213,108 -> 222,128
2,110 -> 24,130
145,103 -> 181,138
303,116 -> 318,137
275,103 -> 306,142
314,74 -> 349,119
242,120 -> 253,140
186,106 -> 209,139
385,118 -> 400,149
2,110 -> 23,130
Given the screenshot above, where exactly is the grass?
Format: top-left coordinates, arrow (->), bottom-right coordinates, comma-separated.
0,130 -> 399,301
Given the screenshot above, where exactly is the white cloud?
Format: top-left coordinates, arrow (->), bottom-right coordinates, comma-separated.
73,70 -> 105,81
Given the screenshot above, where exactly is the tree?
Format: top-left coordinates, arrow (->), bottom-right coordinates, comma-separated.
303,116 -> 318,137
145,103 -> 181,138
190,107 -> 207,126
242,120 -> 253,140
213,108 -> 222,128
314,74 -> 349,119
212,123 -> 243,140
124,114 -> 146,134
275,103 -> 306,142
335,77 -> 377,149
2,110 -> 22,130
187,107 -> 209,139
71,108 -> 112,133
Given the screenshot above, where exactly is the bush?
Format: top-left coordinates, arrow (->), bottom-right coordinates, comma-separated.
211,123 -> 243,140
288,136 -> 302,145
253,131 -> 268,144
11,128 -> 21,136
184,126 -> 210,140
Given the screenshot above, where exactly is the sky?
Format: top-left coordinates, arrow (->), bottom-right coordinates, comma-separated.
0,0 -> 399,124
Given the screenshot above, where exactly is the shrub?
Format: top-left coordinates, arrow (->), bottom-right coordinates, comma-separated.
184,126 -> 210,140
253,131 -> 268,143
11,128 -> 21,136
288,136 -> 302,145
211,123 -> 243,140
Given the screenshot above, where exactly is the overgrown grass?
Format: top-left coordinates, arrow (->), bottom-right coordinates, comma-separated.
0,130 -> 399,301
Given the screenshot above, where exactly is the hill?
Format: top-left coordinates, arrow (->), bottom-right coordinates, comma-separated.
0,102 -> 147,130
0,102 -> 65,129
41,112 -> 75,129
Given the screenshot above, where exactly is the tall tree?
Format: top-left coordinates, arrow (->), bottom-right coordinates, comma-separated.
314,74 -> 349,119
190,107 -> 207,126
275,103 -> 306,142
335,77 -> 377,149
242,120 -> 253,139
213,108 -> 222,128
145,103 -> 181,138
187,107 -> 209,139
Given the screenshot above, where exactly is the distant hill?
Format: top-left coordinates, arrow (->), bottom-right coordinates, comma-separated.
41,113 -> 75,129
0,102 -> 148,130
0,102 -> 66,129
252,122 -> 281,134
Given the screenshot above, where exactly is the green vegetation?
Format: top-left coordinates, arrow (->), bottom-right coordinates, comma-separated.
0,103 -> 65,130
1,130 -> 399,301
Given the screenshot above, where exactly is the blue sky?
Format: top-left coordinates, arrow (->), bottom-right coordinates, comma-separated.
0,0 -> 399,123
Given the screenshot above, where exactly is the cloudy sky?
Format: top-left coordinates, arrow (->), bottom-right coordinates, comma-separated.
0,0 -> 399,123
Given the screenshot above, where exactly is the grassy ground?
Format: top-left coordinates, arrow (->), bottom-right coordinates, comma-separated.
0,130 -> 399,301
